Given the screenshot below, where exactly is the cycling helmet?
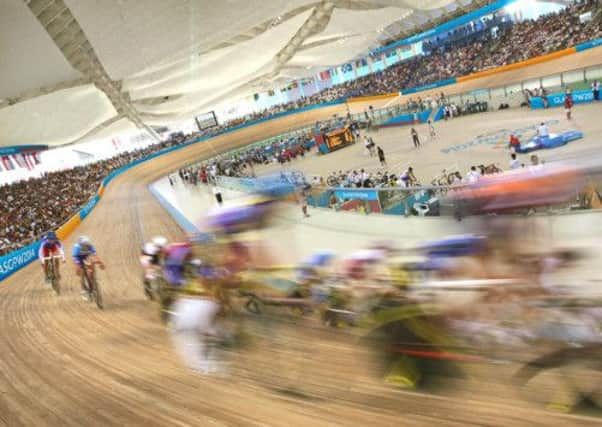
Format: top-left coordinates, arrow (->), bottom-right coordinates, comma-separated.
78,235 -> 92,249
144,242 -> 159,256
152,236 -> 168,248
46,231 -> 57,241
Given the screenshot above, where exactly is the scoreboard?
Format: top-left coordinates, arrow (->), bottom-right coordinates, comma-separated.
194,111 -> 218,131
325,127 -> 354,151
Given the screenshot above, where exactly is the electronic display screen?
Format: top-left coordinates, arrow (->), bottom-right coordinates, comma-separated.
194,111 -> 218,130
326,128 -> 353,149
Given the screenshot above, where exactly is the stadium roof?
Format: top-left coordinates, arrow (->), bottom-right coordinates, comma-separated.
0,0 -> 482,148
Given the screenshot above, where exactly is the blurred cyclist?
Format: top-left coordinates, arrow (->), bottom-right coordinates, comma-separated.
38,231 -> 65,283
72,235 -> 105,300
170,195 -> 278,374
140,236 -> 168,297
162,241 -> 194,289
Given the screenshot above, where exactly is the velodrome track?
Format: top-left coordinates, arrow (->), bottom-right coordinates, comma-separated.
2,51 -> 602,425
1,131 -> 601,427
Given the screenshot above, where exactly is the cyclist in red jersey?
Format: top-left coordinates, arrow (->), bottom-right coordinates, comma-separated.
38,232 -> 65,283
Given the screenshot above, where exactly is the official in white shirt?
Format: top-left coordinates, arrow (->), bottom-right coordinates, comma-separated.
537,122 -> 549,138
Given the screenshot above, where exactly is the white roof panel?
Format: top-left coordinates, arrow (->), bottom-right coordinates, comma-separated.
0,0 -> 80,100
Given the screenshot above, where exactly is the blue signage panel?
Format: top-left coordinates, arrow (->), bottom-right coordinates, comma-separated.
334,189 -> 379,201
575,37 -> 602,52
79,195 -> 100,220
530,89 -> 593,109
0,241 -> 41,281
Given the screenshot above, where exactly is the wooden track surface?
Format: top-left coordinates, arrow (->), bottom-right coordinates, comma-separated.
1,134 -> 600,426
2,50 -> 602,425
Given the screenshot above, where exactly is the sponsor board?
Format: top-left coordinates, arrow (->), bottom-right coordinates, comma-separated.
0,241 -> 41,281
576,37 -> 602,52
79,195 -> 99,220
334,189 -> 379,201
531,89 -> 593,109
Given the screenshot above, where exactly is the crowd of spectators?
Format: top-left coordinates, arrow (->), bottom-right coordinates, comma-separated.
0,134 -> 189,255
177,131 -> 318,188
2,2 -> 598,256
229,1 -> 599,122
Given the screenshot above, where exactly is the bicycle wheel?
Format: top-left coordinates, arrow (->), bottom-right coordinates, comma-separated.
143,278 -> 154,300
51,263 -> 60,296
91,276 -> 103,309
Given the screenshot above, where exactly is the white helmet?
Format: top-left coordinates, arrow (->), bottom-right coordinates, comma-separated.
144,242 -> 159,256
152,236 -> 168,248
78,235 -> 91,245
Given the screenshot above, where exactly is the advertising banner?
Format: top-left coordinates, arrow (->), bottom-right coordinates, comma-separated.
381,113 -> 414,126
530,89 -> 593,109
334,189 -> 379,201
334,189 -> 381,214
0,241 -> 41,281
79,195 -> 100,220
217,171 -> 306,197
382,109 -> 433,127
576,37 -> 602,52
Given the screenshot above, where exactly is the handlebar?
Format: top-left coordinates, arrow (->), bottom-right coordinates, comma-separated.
83,259 -> 104,269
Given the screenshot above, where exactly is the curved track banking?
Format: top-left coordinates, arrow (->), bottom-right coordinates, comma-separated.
1,134 -> 600,426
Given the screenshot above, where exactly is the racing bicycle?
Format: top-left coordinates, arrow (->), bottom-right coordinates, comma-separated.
43,254 -> 63,295
82,259 -> 103,309
143,265 -> 166,302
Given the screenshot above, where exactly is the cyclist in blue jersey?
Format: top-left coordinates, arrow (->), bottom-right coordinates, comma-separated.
72,235 -> 105,300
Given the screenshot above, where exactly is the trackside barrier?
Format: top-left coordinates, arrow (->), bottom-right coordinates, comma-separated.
56,215 -> 81,241
530,89 -> 594,109
216,171 -> 305,197
79,195 -> 100,220
147,185 -> 201,236
433,106 -> 445,121
400,79 -> 457,96
575,37 -> 602,53
0,242 -> 41,281
381,109 -> 433,127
